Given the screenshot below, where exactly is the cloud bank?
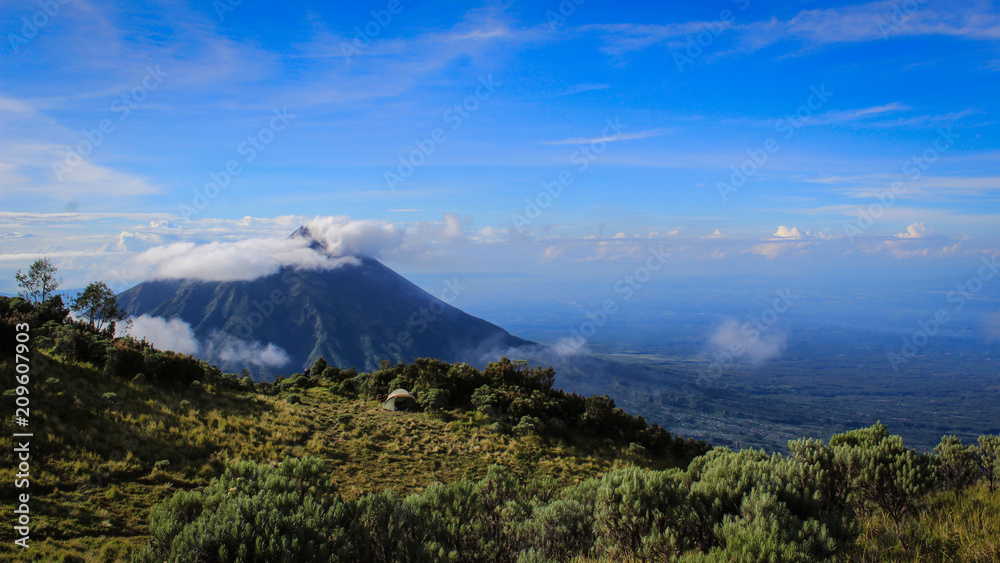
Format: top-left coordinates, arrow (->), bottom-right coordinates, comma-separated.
125,216 -> 409,282
122,315 -> 290,368
125,314 -> 201,355
212,337 -> 290,369
708,318 -> 788,365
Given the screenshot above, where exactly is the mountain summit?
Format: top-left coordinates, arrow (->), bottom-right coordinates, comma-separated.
118,227 -> 532,377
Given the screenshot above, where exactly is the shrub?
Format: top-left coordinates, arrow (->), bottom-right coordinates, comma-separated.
520,498 -> 594,560
978,435 -> 1000,491
513,416 -> 545,437
421,388 -> 449,411
934,435 -> 980,490
829,422 -> 936,522
472,385 -> 502,415
140,457 -> 356,562
593,466 -> 692,560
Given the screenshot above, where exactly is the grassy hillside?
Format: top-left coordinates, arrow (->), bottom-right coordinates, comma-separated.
0,354 -> 705,561
1,297 -> 998,561
0,296 -> 703,561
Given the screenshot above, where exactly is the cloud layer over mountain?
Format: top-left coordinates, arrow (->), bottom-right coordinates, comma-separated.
125,216 -> 412,282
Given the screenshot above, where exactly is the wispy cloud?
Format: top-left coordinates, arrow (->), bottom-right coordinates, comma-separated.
585,1 -> 1000,60
807,175 -> 1000,198
811,102 -> 911,124
582,21 -> 733,56
552,83 -> 610,97
733,0 -> 1000,51
542,128 -> 670,145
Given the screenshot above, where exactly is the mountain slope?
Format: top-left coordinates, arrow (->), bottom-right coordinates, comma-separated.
118,251 -> 531,376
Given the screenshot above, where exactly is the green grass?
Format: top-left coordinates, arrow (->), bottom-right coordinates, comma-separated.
849,483 -> 1000,562
1,345 -> 996,561
0,352 -> 677,560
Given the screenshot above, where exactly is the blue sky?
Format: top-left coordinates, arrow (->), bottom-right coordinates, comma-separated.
1,0 -> 999,296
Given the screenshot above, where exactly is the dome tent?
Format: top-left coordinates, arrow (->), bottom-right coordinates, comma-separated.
383,389 -> 417,412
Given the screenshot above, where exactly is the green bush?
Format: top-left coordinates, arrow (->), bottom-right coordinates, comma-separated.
421,388 -> 449,411
934,435 -> 980,490
513,415 -> 545,437
979,435 -> 1000,491
141,457 -> 355,562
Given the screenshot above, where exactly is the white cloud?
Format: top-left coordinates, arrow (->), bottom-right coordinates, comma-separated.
122,315 -> 200,355
114,214 -> 478,282
583,21 -> 733,56
587,2 -> 1000,59
127,237 -> 359,282
773,226 -> 804,239
543,128 -> 670,145
118,315 -> 290,368
734,1 -> 1000,50
214,337 -> 290,368
896,222 -> 929,239
553,83 -> 610,97
708,318 -> 788,365
303,216 -> 406,257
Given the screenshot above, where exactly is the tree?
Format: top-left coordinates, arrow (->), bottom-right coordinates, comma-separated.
311,357 -> 328,377
15,258 -> 60,304
72,281 -> 127,333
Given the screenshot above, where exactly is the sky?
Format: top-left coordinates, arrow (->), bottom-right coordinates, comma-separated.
1,0 -> 999,309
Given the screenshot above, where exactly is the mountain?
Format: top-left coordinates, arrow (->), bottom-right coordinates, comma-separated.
118,227 -> 532,376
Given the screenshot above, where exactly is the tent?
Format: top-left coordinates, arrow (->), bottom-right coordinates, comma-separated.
383,389 -> 417,412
